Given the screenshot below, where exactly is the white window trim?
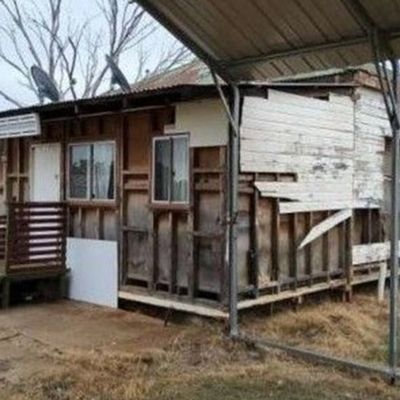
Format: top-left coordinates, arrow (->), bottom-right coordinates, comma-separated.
68,140 -> 116,202
152,133 -> 190,205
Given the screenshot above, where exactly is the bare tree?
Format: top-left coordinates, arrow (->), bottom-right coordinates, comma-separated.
0,0 -> 191,107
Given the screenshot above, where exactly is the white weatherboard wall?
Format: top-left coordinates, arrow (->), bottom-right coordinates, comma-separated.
353,87 -> 388,208
67,238 -> 118,308
169,98 -> 228,147
241,90 -> 355,207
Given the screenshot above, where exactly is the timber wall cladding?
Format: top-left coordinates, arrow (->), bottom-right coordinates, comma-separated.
122,104 -> 229,301
241,90 -> 355,208
241,89 -> 387,210
353,87 -> 389,208
240,89 -> 388,291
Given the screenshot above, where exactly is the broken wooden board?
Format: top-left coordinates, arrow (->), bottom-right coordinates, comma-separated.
298,209 -> 352,250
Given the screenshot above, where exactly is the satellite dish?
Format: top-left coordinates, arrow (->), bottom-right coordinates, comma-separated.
31,66 -> 60,104
106,55 -> 131,93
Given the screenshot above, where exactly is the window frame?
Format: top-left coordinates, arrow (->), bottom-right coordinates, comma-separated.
68,140 -> 116,203
151,133 -> 190,206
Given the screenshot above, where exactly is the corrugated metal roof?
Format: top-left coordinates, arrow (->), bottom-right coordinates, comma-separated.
0,84 -> 220,119
105,61 -> 213,96
135,0 -> 400,82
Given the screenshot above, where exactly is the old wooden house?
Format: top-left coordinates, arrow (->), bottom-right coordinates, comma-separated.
0,64 -> 393,316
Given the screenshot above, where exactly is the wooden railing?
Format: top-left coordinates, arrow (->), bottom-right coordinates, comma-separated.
4,202 -> 67,276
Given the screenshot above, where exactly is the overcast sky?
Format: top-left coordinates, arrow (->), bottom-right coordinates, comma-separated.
0,0 -> 182,111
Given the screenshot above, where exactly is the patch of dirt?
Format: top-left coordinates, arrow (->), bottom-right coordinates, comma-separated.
0,295 -> 398,400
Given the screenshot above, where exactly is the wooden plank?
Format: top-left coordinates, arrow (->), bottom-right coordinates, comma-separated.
170,212 -> 178,294
11,233 -> 63,241
290,213 -> 298,289
271,199 -> 280,282
305,212 -> 313,284
9,226 -> 63,233
298,209 -> 352,250
352,242 -> 391,265
279,200 -> 353,214
255,182 -> 354,203
8,257 -> 63,266
237,271 -> 395,311
14,210 -> 66,217
345,216 -> 354,300
323,211 -> 330,277
118,290 -> 228,319
148,212 -> 156,291
10,249 -> 63,259
12,202 -> 66,208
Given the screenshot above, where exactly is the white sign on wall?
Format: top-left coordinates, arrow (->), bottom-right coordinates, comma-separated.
0,113 -> 41,138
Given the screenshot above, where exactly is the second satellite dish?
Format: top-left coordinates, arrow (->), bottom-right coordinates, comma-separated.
106,55 -> 131,93
31,66 -> 60,103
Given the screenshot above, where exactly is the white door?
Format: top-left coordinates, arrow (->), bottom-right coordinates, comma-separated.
31,144 -> 61,202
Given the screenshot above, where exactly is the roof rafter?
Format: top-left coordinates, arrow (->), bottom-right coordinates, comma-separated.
220,30 -> 400,69
340,0 -> 377,32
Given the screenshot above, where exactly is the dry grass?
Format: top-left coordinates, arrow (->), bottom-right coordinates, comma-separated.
244,293 -> 391,362
1,293 -> 400,400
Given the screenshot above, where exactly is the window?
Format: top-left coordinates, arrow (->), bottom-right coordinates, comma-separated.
69,142 -> 115,200
153,135 -> 189,204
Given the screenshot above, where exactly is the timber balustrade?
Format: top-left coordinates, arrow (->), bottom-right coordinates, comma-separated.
0,202 -> 67,277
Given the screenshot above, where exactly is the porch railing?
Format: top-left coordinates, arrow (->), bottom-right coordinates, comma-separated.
2,202 -> 67,276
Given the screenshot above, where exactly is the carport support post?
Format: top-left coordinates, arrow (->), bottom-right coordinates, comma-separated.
228,85 -> 240,338
210,69 -> 240,338
389,59 -> 400,378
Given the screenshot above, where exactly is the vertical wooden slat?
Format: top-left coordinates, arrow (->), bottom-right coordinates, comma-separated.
4,139 -> 9,204
4,205 -> 11,275
367,208 -> 373,244
271,198 -> 280,283
119,114 -> 127,284
17,139 -> 22,202
187,212 -> 195,299
305,212 -> 313,285
290,213 -> 298,290
96,208 -> 104,240
188,147 -> 196,299
60,122 -> 67,201
148,211 -> 156,291
248,172 -> 259,296
170,212 -> 178,294
323,211 -> 330,282
115,113 -> 123,283
339,221 -> 346,271
345,213 -> 354,301
78,207 -> 84,238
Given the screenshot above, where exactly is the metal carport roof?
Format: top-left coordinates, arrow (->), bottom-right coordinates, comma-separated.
134,0 -> 400,379
135,0 -> 400,82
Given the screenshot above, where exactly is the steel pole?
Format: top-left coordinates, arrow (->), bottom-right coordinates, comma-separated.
389,59 -> 400,378
228,85 -> 240,338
